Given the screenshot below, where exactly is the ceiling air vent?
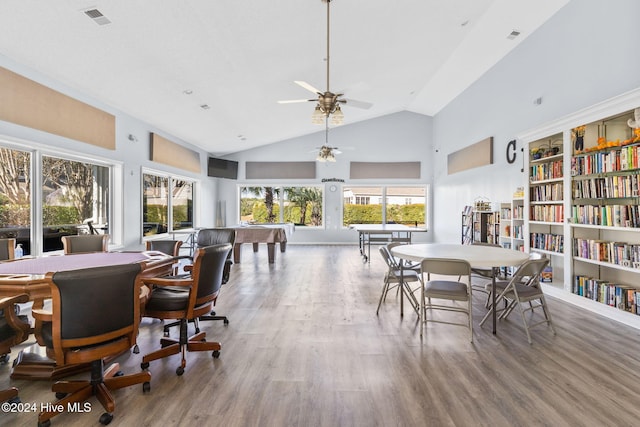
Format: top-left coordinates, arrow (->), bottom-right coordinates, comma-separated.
507,30 -> 521,40
84,8 -> 111,26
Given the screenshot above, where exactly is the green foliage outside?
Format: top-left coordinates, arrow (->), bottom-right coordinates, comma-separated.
343,204 -> 425,226
145,204 -> 168,223
0,204 -> 82,227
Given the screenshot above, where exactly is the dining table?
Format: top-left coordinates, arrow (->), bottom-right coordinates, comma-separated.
390,243 -> 529,334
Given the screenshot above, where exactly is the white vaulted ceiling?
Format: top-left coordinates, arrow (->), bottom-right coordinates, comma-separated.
0,0 -> 569,155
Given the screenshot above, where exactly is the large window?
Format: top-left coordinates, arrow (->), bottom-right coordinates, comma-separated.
42,155 -> 110,251
0,147 -> 32,255
0,144 -> 114,255
343,186 -> 426,227
143,172 -> 195,236
239,185 -> 323,226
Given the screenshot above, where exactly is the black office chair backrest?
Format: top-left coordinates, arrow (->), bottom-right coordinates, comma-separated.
51,263 -> 141,340
192,244 -> 232,303
197,228 -> 236,248
0,238 -> 16,261
146,240 -> 182,257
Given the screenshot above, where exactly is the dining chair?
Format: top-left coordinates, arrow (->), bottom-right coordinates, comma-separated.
141,243 -> 232,376
479,257 -> 555,343
0,293 -> 30,405
0,238 -> 16,261
469,241 -> 502,307
146,239 -> 183,275
420,258 -> 473,341
32,263 -> 150,426
61,234 -> 109,254
377,245 -> 421,316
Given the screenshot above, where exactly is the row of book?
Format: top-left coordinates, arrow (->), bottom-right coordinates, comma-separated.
503,224 -> 524,239
530,160 -> 563,182
573,238 -> 640,267
571,174 -> 640,199
573,275 -> 640,315
530,204 -> 564,222
571,143 -> 640,176
531,232 -> 564,253
570,204 -> 640,228
530,182 -> 563,202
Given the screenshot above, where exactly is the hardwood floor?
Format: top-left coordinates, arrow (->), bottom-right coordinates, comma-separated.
3,245 -> 640,426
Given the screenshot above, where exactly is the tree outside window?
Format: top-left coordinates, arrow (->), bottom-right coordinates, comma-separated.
239,186 -> 323,226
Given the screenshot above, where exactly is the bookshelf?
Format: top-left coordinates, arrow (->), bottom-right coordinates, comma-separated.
569,108 -> 640,319
519,89 -> 640,328
461,205 -> 472,244
525,134 -> 565,289
499,190 -> 525,251
471,210 -> 499,244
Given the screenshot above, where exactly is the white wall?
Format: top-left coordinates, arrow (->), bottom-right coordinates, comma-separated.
431,0 -> 640,243
0,54 -> 217,250
218,111 -> 434,244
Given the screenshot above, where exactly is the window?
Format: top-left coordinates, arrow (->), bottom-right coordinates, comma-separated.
0,146 -> 32,255
239,185 -> 323,226
42,155 -> 110,252
0,144 -> 115,256
143,172 -> 195,237
343,186 -> 426,227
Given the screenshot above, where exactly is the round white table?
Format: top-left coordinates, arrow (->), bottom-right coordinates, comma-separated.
391,243 -> 529,334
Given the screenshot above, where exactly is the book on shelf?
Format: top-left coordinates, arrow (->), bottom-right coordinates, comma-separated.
540,266 -> 553,282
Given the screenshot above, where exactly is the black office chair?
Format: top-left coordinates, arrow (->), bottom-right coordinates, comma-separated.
196,228 -> 236,284
33,264 -> 151,426
141,243 -> 232,376
0,294 -> 31,404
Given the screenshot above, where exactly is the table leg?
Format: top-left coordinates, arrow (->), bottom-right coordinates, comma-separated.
399,259 -> 404,317
233,243 -> 241,263
252,242 -> 259,252
267,243 -> 275,263
492,267 -> 497,334
280,241 -> 286,252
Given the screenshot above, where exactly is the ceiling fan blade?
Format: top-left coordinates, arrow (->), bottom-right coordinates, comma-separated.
278,99 -> 315,104
343,98 -> 373,109
295,80 -> 322,95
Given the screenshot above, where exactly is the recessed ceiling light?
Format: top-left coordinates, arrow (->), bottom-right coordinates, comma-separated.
460,20 -> 469,27
183,89 -> 193,95
237,135 -> 247,141
507,30 -> 521,40
200,104 -> 210,110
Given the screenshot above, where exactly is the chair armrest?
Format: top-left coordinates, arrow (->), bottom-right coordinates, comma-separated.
142,276 -> 193,288
31,308 -> 53,322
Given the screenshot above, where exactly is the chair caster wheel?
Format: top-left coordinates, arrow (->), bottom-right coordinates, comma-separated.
362,256 -> 368,263
163,332 -> 170,338
99,412 -> 113,425
0,354 -> 10,364
210,310 -> 216,316
55,392 -> 67,399
195,327 -> 200,334
223,319 -> 229,325
176,366 -> 184,376
38,420 -> 51,427
143,381 -> 151,393
141,362 -> 149,370
133,344 -> 139,354
212,350 -> 220,358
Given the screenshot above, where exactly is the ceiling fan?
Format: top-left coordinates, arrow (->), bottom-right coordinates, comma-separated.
278,0 -> 372,125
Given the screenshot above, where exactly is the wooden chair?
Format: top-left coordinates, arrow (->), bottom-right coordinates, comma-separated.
146,240 -> 183,275
61,234 -> 109,254
141,243 -> 232,376
33,264 -> 151,426
0,238 -> 16,261
0,293 -> 31,404
420,258 -> 473,341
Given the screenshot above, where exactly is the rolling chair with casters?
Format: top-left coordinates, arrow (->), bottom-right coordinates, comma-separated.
33,264 -> 151,426
61,234 -> 109,254
194,228 -> 236,326
141,243 -> 232,376
0,294 -> 31,405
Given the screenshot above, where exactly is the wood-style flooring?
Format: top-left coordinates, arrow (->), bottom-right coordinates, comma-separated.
2,245 -> 640,426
